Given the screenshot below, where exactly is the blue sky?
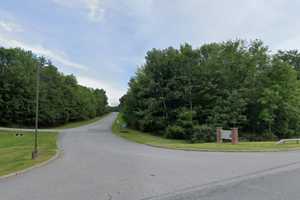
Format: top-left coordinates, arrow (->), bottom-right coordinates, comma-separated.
1,0 -> 300,105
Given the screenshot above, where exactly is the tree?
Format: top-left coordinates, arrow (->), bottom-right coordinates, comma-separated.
120,39 -> 300,141
0,47 -> 109,127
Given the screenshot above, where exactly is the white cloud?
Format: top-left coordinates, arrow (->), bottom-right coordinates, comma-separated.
0,28 -> 121,105
51,0 -> 74,7
52,0 -> 105,22
0,33 -> 87,70
0,20 -> 22,32
0,30 -> 121,105
0,16 -> 121,105
275,36 -> 300,51
86,0 -> 105,22
77,75 -> 125,106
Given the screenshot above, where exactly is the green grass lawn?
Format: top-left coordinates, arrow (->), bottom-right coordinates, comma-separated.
112,113 -> 300,152
0,131 -> 58,176
1,114 -> 109,130
52,115 -> 107,129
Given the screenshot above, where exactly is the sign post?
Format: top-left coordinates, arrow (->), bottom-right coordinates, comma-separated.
231,128 -> 239,144
216,127 -> 239,144
216,127 -> 222,143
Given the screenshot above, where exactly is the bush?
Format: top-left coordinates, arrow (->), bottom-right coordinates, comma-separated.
190,124 -> 214,143
165,125 -> 185,139
239,131 -> 277,141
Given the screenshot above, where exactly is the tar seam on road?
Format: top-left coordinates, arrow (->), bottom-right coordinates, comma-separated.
142,160 -> 300,200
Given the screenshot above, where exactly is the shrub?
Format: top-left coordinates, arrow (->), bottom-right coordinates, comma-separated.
190,124 -> 214,143
239,131 -> 277,141
165,125 -> 185,139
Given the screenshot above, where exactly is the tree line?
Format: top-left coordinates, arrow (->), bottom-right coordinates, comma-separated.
120,40 -> 300,142
0,47 -> 108,127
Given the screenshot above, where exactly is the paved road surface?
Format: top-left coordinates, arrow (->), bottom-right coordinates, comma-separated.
1,113 -> 300,200
163,166 -> 300,200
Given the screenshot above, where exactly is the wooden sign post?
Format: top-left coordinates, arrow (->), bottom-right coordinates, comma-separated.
216,127 -> 238,144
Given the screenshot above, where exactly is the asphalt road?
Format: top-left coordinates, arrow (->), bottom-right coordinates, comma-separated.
162,166 -> 300,200
1,113 -> 300,200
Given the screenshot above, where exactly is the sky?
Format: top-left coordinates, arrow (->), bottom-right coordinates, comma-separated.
0,0 -> 300,105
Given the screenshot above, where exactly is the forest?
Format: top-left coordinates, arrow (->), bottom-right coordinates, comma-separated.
120,40 -> 300,142
0,47 -> 108,127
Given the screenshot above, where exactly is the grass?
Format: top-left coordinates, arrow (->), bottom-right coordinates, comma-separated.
112,113 -> 300,152
0,131 -> 58,176
52,116 -> 106,129
0,114 -> 109,130
43,113 -> 109,130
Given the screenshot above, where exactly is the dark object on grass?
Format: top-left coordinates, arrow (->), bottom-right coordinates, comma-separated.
15,133 -> 24,137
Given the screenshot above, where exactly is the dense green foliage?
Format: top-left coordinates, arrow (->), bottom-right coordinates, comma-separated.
113,113 -> 300,151
0,47 -> 108,127
120,40 -> 300,141
107,106 -> 120,112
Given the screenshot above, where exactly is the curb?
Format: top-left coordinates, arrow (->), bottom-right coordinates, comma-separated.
0,114 -> 110,180
0,133 -> 63,181
112,130 -> 300,153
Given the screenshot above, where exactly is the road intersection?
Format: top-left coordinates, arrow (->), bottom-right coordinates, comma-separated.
1,113 -> 300,200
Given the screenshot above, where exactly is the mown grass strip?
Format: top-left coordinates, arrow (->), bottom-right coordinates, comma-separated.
0,131 -> 57,176
1,114 -> 109,130
112,113 -> 300,152
52,116 -> 106,129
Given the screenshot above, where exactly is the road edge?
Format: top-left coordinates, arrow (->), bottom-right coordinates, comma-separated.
0,114 -> 112,180
112,114 -> 300,153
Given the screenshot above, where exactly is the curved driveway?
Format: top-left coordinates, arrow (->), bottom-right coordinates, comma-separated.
1,113 -> 300,200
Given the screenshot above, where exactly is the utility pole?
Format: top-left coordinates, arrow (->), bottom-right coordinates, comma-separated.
32,62 -> 40,159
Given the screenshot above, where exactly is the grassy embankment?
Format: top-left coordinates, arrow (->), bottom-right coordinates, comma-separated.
0,131 -> 58,176
112,113 -> 300,152
53,115 -> 107,129
0,114 -> 109,130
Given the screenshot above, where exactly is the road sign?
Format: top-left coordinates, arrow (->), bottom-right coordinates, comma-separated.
221,130 -> 232,140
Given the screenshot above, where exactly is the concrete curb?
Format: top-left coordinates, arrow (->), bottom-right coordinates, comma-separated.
0,133 -> 63,181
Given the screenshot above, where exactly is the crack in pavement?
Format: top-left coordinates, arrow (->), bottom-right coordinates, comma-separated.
142,160 -> 300,200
